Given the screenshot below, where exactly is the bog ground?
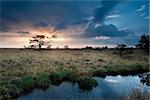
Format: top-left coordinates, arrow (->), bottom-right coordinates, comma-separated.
0,49 -> 149,99
0,49 -> 148,76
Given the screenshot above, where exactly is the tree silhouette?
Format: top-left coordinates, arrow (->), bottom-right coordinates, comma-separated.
84,46 -> 93,50
136,34 -> 149,53
64,45 -> 69,49
116,44 -> 127,56
47,44 -> 52,49
29,35 -> 50,50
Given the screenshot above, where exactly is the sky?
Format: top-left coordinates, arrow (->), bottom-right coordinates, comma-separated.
0,0 -> 149,48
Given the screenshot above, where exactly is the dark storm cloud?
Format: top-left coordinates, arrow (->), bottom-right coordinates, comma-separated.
17,31 -> 30,34
54,21 -> 68,31
54,18 -> 89,31
1,1 -> 32,23
93,0 -> 121,22
0,0 -> 123,33
0,0 -> 99,32
0,0 -> 148,47
33,21 -> 49,28
0,1 -> 34,32
72,18 -> 89,25
84,23 -> 134,37
0,20 -> 11,32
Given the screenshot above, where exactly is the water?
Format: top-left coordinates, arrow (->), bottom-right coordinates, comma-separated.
18,75 -> 150,100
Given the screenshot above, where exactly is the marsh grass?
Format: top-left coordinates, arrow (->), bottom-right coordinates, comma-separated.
0,49 -> 149,99
130,87 -> 150,100
34,74 -> 51,89
0,70 -> 98,99
93,63 -> 148,77
77,77 -> 98,91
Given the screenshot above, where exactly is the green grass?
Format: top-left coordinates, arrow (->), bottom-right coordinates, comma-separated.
0,78 -> 23,100
93,63 -> 148,77
0,70 -> 98,99
77,77 -> 98,91
0,49 -> 149,99
20,76 -> 34,90
49,70 -> 78,85
34,73 -> 51,89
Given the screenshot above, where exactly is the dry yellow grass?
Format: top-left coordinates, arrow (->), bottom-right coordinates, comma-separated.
0,49 -> 149,99
0,49 -> 148,77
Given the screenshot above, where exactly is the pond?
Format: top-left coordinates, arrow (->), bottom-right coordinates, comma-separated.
18,75 -> 150,100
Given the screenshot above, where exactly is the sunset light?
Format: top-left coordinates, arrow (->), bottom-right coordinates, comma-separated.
0,0 -> 149,99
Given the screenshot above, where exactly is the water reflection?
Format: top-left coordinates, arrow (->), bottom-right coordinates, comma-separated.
18,75 -> 150,100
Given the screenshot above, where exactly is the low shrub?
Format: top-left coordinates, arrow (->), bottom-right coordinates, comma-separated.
34,73 -> 51,89
49,72 -> 62,85
77,77 -> 98,91
19,76 -> 35,91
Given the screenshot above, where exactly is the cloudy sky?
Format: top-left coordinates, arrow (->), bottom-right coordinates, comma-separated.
0,0 -> 149,48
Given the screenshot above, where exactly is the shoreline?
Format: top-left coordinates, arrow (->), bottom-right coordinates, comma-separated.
0,69 -> 149,100
0,49 -> 149,99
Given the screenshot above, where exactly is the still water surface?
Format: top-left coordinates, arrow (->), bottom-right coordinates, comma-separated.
18,75 -> 150,100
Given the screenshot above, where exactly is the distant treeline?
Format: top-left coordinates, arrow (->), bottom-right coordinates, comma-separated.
21,34 -> 149,53
20,46 -> 136,50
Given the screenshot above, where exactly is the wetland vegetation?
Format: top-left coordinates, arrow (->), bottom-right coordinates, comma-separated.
0,49 -> 149,99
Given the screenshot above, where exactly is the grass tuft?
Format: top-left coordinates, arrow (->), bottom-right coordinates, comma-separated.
34,73 -> 51,89
77,77 -> 98,91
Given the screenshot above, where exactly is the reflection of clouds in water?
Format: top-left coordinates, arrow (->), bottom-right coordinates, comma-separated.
105,79 -> 119,83
18,75 -> 150,100
105,75 -> 121,84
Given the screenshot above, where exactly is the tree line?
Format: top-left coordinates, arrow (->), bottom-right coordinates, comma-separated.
24,34 -> 149,54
